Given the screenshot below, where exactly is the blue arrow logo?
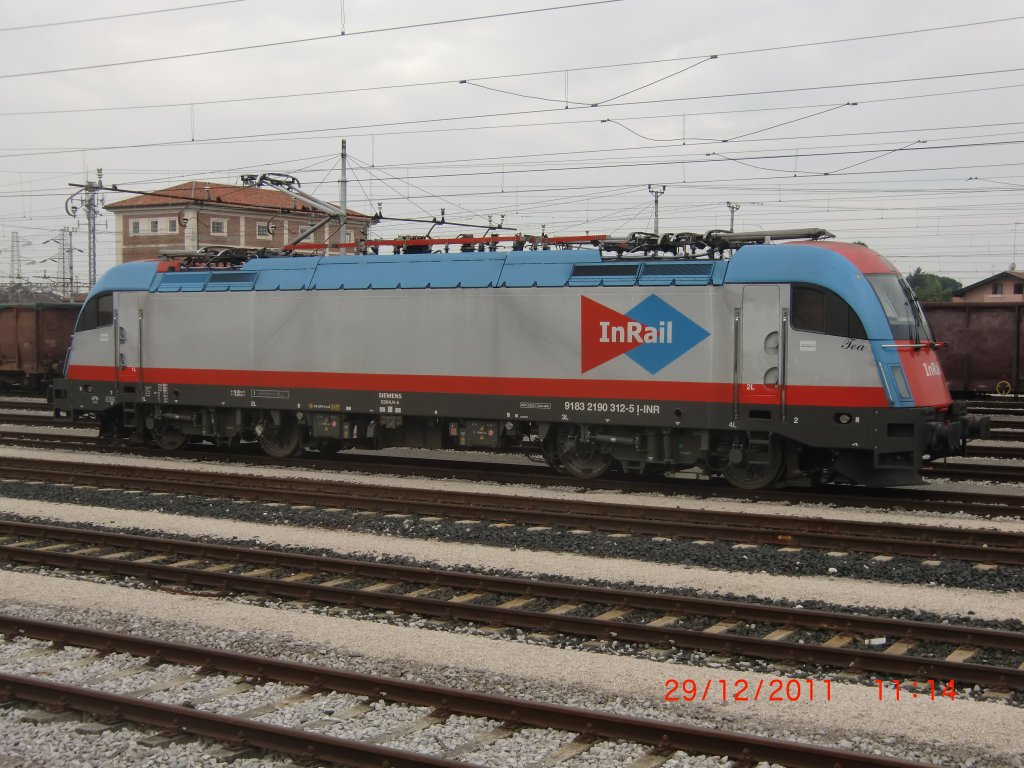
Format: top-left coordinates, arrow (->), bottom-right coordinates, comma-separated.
623,295 -> 709,374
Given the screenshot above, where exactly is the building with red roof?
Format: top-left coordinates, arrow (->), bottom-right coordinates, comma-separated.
105,181 -> 373,263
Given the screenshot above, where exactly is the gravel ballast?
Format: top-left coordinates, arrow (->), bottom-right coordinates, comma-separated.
0,475 -> 1020,591
1,586 -> 1020,767
1,443 -> 1022,767
1,496 -> 1021,624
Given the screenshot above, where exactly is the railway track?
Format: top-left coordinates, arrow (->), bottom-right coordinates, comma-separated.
0,398 -> 50,411
964,399 -> 1024,414
921,462 -> 1024,483
0,454 -> 1022,565
1,427 -> 1023,517
4,402 -> 1024,448
1,521 -> 1022,695
8,395 -> 1022,414
0,615 -> 936,768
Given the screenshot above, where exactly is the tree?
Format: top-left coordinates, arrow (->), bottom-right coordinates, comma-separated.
906,267 -> 961,302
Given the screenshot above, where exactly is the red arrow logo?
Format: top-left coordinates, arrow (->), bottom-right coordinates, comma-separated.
580,296 -> 648,373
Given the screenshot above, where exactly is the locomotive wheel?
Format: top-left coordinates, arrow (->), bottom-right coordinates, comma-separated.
150,423 -> 189,451
722,438 -> 785,490
257,414 -> 304,458
560,447 -> 613,479
557,431 -> 613,480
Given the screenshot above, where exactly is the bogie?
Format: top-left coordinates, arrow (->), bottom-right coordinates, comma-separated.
720,434 -> 786,490
256,412 -> 305,458
150,423 -> 189,451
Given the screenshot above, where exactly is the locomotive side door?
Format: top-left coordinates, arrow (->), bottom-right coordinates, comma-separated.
113,292 -> 144,395
735,285 -> 782,414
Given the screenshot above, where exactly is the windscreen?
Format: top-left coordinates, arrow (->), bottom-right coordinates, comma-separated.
867,274 -> 933,341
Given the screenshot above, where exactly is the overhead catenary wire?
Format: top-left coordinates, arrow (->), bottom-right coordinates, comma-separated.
4,67 -> 1024,163
243,120 -> 1024,175
0,0 -> 254,33
286,138 -> 1024,183
347,154 -> 483,219
8,162 -> 1024,218
6,170 -> 1024,205
2,6 -> 1021,284
0,0 -> 626,80
1,14 -> 1020,114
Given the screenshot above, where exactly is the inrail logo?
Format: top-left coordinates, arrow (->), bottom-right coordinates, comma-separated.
598,319 -> 672,345
581,295 -> 709,374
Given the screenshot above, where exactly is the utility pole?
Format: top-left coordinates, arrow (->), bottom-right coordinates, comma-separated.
726,201 -> 741,232
338,139 -> 348,254
86,169 -> 101,286
648,184 -> 666,236
63,228 -> 74,298
44,228 -> 75,300
1011,222 -> 1019,270
65,169 -> 103,289
10,234 -> 22,286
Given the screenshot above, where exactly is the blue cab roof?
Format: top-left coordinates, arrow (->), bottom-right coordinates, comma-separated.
87,249 -> 734,298
85,243 -> 883,323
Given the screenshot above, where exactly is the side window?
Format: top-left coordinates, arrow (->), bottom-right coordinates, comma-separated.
792,286 -> 825,333
97,293 -> 114,327
825,293 -> 867,338
75,293 -> 114,332
792,285 -> 866,339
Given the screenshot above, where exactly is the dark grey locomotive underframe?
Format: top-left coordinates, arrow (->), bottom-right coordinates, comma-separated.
58,375 -> 936,485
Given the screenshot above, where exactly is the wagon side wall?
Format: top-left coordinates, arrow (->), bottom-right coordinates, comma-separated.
923,302 -> 1023,394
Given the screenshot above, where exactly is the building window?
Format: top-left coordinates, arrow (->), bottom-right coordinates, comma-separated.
1015,284 -> 1023,295
168,219 -> 178,233
130,220 -> 140,235
992,283 -> 1004,296
257,222 -> 272,239
150,220 -> 159,233
210,219 -> 227,235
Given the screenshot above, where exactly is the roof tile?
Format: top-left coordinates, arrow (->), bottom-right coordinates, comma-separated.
105,181 -> 368,218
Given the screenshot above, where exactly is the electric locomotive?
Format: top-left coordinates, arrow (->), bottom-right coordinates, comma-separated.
50,229 -> 988,489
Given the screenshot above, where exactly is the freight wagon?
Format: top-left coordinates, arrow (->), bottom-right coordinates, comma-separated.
0,302 -> 80,391
922,302 -> 1024,396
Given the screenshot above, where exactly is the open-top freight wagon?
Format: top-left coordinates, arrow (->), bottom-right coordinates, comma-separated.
922,302 -> 1024,396
0,302 -> 80,391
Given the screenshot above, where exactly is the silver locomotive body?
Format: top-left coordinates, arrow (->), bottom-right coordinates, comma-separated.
52,242 -> 985,488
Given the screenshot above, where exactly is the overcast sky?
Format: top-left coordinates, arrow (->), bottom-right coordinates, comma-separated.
1,0 -> 1023,289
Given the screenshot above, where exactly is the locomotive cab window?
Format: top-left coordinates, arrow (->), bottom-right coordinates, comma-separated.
867,274 -> 932,341
791,285 -> 866,338
75,293 -> 114,333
